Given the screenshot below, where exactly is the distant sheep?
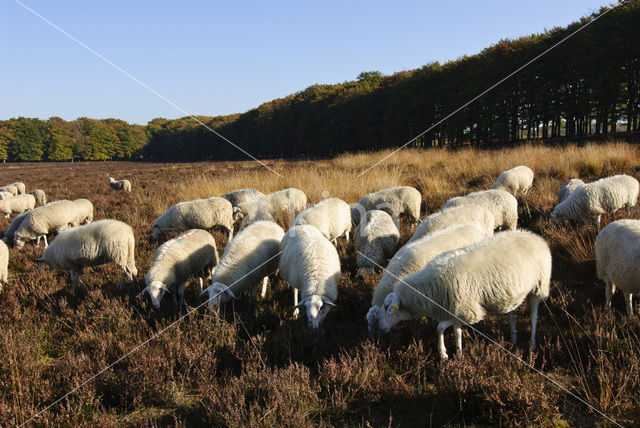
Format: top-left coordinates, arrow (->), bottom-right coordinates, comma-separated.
107,177 -> 131,192
235,188 -> 307,229
490,166 -> 534,196
7,182 -> 25,195
13,200 -> 84,248
0,185 -> 18,196
27,189 -> 47,206
0,240 -> 8,292
351,186 -> 421,226
38,219 -> 137,294
294,198 -> 351,244
0,194 -> 35,218
551,174 -> 639,229
407,204 -> 495,244
356,210 -> 400,276
558,178 -> 585,203
221,188 -> 264,207
442,189 -> 518,231
141,229 -> 218,311
375,230 -> 551,359
152,197 -> 234,240
0,191 -> 12,200
201,221 -> 285,308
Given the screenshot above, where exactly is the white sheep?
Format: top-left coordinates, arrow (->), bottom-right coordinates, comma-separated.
13,199 -> 86,248
0,240 -> 8,292
0,191 -> 13,200
595,219 -> 640,316
441,189 -> 518,231
558,178 -> 585,203
293,197 -> 351,244
366,224 -> 488,335
107,177 -> 131,192
152,197 -> 234,240
551,174 -> 639,229
355,210 -> 400,276
0,185 -> 18,196
27,189 -> 47,206
38,219 -> 138,293
279,225 -> 341,328
220,188 -> 264,207
407,204 -> 495,244
234,188 -> 307,229
351,186 -> 421,226
141,229 -> 218,311
0,194 -> 36,218
7,182 -> 25,195
490,166 -> 534,196
70,198 -> 94,226
376,230 -> 551,359
200,220 -> 285,308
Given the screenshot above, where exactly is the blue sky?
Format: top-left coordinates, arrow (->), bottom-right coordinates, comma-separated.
1,1 -> 608,124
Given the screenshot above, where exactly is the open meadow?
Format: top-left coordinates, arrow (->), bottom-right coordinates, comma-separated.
1,142 -> 640,426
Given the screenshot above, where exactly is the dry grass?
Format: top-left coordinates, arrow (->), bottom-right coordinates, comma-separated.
1,141 -> 640,426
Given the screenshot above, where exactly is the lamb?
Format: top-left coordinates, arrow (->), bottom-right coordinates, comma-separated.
490,166 -> 534,196
200,221 -> 285,308
234,188 -> 307,229
152,197 -> 234,240
558,178 -> 585,203
221,188 -> 264,207
351,186 -> 421,226
375,230 -> 551,359
441,189 -> 518,231
27,189 -> 47,206
551,174 -> 639,229
0,185 -> 18,196
7,182 -> 25,195
595,219 -> 640,316
107,177 -> 131,192
407,204 -> 495,244
37,219 -> 137,293
293,197 -> 351,244
140,229 -> 218,311
13,199 -> 87,248
2,211 -> 28,245
0,240 -> 8,292
355,210 -> 400,276
366,224 -> 488,335
0,194 -> 36,218
279,225 -> 341,329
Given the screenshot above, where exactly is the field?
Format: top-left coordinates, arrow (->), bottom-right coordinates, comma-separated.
1,142 -> 640,426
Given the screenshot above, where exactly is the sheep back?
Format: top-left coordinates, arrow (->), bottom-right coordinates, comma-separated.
557,178 -> 584,203
221,188 -> 264,207
294,198 -> 351,241
409,204 -> 495,243
355,210 -> 400,269
491,166 -> 534,195
352,186 -> 421,225
153,197 -> 233,238
442,189 -> 517,230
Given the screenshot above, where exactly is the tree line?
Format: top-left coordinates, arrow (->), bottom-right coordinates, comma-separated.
1,1 -> 639,162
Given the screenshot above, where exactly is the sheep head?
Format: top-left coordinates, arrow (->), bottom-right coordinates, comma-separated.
293,295 -> 336,329
377,292 -> 411,333
140,281 -> 171,309
200,282 -> 235,309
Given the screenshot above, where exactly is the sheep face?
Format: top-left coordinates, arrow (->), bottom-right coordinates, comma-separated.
232,207 -> 245,222
13,237 -> 25,249
145,281 -> 170,309
365,305 -> 382,337
201,282 -> 236,309
295,295 -> 336,329
151,225 -> 162,241
377,293 -> 411,333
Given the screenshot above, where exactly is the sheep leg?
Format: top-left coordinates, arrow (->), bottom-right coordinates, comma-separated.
43,235 -> 48,248
510,310 -> 518,345
437,320 -> 454,360
198,276 -> 204,293
596,215 -> 602,231
227,227 -> 233,241
293,288 -> 300,319
260,277 -> 269,299
624,291 -> 634,317
454,323 -> 463,354
331,238 -> 337,246
528,296 -> 540,350
345,230 -> 350,242
605,281 -> 615,311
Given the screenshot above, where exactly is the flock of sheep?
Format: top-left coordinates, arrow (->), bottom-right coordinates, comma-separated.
0,167 -> 639,360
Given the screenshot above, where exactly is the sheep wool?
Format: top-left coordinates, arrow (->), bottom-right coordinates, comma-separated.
152,196 -> 234,240
407,204 -> 495,243
557,178 -> 585,203
355,210 -> 400,275
14,200 -> 86,248
490,166 -> 534,196
71,199 -> 94,226
107,177 -> 132,192
221,188 -> 264,207
0,194 -> 35,218
294,197 -> 351,243
0,191 -> 13,200
0,240 -> 8,291
442,189 -> 518,231
351,186 -> 421,225
7,182 -> 26,195
235,188 -> 307,229
0,185 -> 18,196
27,189 -> 47,206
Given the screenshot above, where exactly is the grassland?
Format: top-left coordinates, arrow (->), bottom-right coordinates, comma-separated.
1,142 -> 639,426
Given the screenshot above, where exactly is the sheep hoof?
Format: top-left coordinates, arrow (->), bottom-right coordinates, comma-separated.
439,352 -> 449,361
293,308 -> 300,320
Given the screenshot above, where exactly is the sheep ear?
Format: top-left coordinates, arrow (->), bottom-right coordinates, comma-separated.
387,294 -> 401,313
224,287 -> 237,299
292,297 -> 309,310
137,286 -> 148,297
160,284 -> 171,294
199,285 -> 212,298
322,297 -> 337,307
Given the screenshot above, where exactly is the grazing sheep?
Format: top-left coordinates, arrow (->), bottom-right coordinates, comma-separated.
551,174 -> 639,229
0,240 -> 8,291
294,198 -> 351,244
221,188 -> 264,207
70,199 -> 94,226
442,189 -> 518,231
0,191 -> 12,200
13,200 -> 84,248
141,229 -> 218,310
595,219 -> 640,316
152,197 -> 234,241
0,185 -> 18,196
279,225 -> 341,329
2,211 -> 28,246
107,177 -> 131,192
558,178 -> 585,203
201,221 -> 285,308
27,189 -> 47,206
7,182 -> 25,195
491,166 -> 534,196
0,194 -> 36,218
376,230 -> 551,359
407,204 -> 495,244
37,219 -> 137,293
355,210 -> 400,276
367,224 -> 488,335
234,188 -> 307,229
351,186 -> 421,226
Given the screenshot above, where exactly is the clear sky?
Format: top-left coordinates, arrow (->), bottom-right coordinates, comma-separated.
1,1 -> 609,124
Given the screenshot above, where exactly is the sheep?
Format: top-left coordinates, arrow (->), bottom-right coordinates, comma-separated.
293,198 -> 351,244
234,188 -> 307,229
366,224 -> 488,335
351,186 -> 421,226
0,240 -> 8,292
355,210 -> 400,276
558,178 -> 585,203
27,189 -> 47,206
375,230 -> 551,360
551,174 -> 639,229
2,211 -> 28,245
37,219 -> 137,294
407,204 -> 495,244
595,219 -> 640,316
200,221 -> 285,308
13,200 -> 85,248
152,197 -> 234,241
0,191 -> 12,200
441,189 -> 518,231
70,198 -> 94,226
0,194 -> 35,218
490,166 -> 534,196
107,177 -> 131,192
221,188 -> 264,207
140,229 -> 218,311
0,184 -> 18,196
7,182 -> 25,195
279,225 -> 341,328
